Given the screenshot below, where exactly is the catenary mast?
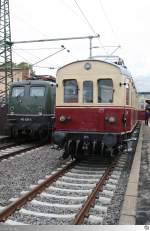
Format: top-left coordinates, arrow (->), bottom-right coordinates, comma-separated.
0,0 -> 13,102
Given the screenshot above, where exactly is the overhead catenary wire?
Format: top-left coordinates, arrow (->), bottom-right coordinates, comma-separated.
12,44 -> 71,68
34,65 -> 59,69
98,0 -> 121,56
10,51 -> 60,80
12,45 -> 43,61
59,0 -> 81,18
11,1 -> 118,70
73,0 -> 98,36
98,0 -> 131,62
12,45 -> 66,62
32,47 -> 70,66
12,43 -> 77,74
72,0 -> 108,55
5,50 -> 32,80
12,50 -> 32,64
10,10 -> 50,38
12,35 -> 100,61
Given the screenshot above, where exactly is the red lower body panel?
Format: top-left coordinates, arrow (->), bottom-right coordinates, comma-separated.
55,107 -> 137,133
138,110 -> 145,120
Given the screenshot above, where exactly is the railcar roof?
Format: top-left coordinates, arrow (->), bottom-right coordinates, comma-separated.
57,59 -> 132,78
10,80 -> 55,86
138,92 -> 150,94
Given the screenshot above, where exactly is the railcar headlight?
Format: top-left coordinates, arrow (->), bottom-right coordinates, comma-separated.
59,115 -> 71,123
105,115 -> 117,123
59,115 -> 67,122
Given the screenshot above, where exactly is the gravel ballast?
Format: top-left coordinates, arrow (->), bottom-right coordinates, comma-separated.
0,142 -> 137,225
0,145 -> 65,206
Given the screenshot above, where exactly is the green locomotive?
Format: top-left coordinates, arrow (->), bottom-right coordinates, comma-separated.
7,79 -> 56,139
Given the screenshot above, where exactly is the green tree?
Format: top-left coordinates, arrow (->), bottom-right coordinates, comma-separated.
0,61 -> 35,75
16,62 -> 32,70
16,62 -> 35,75
0,61 -> 16,69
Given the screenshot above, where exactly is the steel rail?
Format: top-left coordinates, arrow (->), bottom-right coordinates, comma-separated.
0,137 -> 11,142
0,160 -> 77,221
0,142 -> 16,151
73,159 -> 117,224
0,143 -> 43,161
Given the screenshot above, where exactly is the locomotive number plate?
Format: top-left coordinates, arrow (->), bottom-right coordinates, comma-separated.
20,117 -> 32,122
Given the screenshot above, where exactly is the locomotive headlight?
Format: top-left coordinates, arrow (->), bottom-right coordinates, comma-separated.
105,115 -> 117,124
10,106 -> 14,115
38,106 -> 43,115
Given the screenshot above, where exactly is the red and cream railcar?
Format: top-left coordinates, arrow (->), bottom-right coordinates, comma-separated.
53,59 -> 138,158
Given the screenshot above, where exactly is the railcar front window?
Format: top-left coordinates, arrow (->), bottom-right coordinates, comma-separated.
98,79 -> 113,103
30,86 -> 45,97
12,86 -> 24,97
83,81 -> 93,103
64,79 -> 78,103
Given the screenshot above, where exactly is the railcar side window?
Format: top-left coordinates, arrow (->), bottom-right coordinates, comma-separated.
63,79 -> 78,103
83,81 -> 93,103
12,86 -> 24,97
30,86 -> 45,97
98,79 -> 113,103
126,87 -> 130,105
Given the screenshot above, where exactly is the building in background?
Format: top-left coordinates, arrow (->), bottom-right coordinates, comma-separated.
138,92 -> 150,120
0,67 -> 30,102
0,67 -> 30,134
138,92 -> 150,110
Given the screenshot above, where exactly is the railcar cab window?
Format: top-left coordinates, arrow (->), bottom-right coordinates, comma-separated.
30,86 -> 45,97
63,79 -> 78,103
11,86 -> 24,97
98,79 -> 113,103
83,81 -> 93,103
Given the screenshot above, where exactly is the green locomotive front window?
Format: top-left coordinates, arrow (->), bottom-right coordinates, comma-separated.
83,81 -> 93,103
12,86 -> 24,97
98,79 -> 113,103
63,79 -> 78,103
30,86 -> 45,97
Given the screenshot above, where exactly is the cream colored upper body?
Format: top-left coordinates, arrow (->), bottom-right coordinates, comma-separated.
56,60 -> 138,109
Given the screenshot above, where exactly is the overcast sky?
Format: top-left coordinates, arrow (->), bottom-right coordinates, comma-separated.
9,0 -> 150,92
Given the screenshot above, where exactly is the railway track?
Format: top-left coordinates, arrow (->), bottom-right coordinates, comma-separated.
0,153 -> 128,225
0,136 -> 15,149
0,143 -> 46,161
0,136 -> 10,142
0,141 -> 16,150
